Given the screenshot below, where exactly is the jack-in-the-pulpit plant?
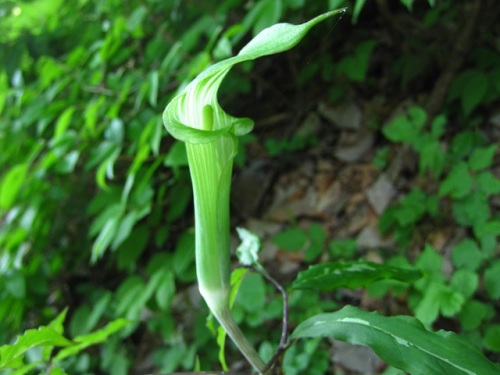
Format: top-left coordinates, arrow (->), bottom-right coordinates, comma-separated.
162,9 -> 346,374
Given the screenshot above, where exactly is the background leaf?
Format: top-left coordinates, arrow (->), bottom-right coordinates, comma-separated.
292,306 -> 500,375
482,325 -> 500,353
483,260 -> 500,299
292,260 -> 421,291
460,70 -> 488,116
438,162 -> 473,199
53,319 -> 129,362
0,327 -> 73,369
468,145 -> 497,171
273,227 -> 308,251
0,164 -> 29,210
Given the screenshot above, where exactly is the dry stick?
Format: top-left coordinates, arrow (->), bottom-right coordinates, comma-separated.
251,266 -> 290,374
425,0 -> 483,123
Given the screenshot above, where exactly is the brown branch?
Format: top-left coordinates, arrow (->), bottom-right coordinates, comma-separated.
425,0 -> 483,121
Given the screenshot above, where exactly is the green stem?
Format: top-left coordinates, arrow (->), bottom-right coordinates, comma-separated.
213,305 -> 267,374
186,139 -> 267,374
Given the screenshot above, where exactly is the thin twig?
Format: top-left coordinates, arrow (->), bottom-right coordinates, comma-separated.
251,266 -> 290,374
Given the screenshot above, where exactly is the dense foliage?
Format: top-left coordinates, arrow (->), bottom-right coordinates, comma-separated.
1,0 -> 499,373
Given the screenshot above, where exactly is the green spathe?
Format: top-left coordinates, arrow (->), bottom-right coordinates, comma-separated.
163,9 -> 346,374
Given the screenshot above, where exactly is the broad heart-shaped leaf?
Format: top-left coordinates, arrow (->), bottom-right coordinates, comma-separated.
292,306 -> 500,375
292,260 -> 421,291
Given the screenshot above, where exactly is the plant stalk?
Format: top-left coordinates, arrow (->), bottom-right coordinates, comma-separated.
186,140 -> 267,374
212,305 -> 267,374
162,10 -> 348,373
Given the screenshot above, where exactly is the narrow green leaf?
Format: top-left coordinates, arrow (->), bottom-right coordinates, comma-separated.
84,98 -> 106,136
292,305 -> 500,375
400,0 -> 414,11
352,0 -> 367,24
217,324 -> 230,371
0,327 -> 73,369
111,210 -> 141,250
212,268 -> 252,371
83,292 -> 112,334
229,268 -> 249,308
292,260 -> 421,291
114,276 -> 146,318
0,164 -> 29,210
54,106 -> 75,140
91,216 -> 120,263
53,319 -> 129,362
96,145 -> 120,189
155,270 -> 175,311
118,225 -> 149,270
